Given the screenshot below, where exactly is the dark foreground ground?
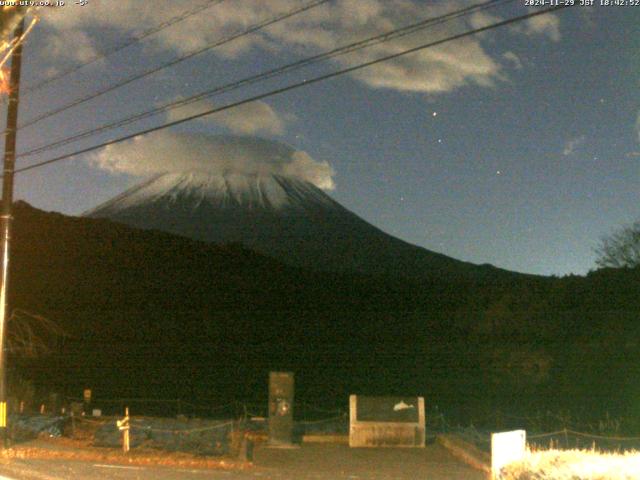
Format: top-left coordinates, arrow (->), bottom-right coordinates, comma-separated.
0,442 -> 485,479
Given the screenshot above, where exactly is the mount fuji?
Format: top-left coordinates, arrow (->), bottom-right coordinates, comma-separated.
85,169 -> 509,280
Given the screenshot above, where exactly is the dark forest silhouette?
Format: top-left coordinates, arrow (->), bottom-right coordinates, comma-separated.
8,201 -> 640,428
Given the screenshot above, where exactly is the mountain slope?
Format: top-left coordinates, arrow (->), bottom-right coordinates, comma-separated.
10,201 -> 638,421
85,171 -> 513,280
10,201 -> 498,407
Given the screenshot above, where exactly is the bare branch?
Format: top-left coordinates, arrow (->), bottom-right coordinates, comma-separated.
6,308 -> 67,358
595,221 -> 640,269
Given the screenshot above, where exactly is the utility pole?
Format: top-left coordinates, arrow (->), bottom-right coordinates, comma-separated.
0,17 -> 25,447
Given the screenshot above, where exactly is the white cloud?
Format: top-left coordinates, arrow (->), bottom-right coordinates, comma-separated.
502,51 -> 522,70
166,99 -> 287,136
89,133 -> 335,190
265,0 -> 504,93
40,28 -> 98,63
36,0 -> 556,96
468,10 -> 503,31
38,0 -> 285,61
345,36 -> 501,93
563,135 -> 586,156
523,14 -> 561,42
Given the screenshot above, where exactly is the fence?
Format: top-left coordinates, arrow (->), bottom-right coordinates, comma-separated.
64,396 -> 349,421
88,415 -> 235,455
60,396 -> 351,450
445,424 -> 640,454
527,429 -> 640,452
419,409 -> 640,455
65,397 -> 241,418
36,395 -> 640,453
453,409 -> 636,436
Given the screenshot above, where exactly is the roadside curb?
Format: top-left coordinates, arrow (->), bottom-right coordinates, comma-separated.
436,434 -> 490,474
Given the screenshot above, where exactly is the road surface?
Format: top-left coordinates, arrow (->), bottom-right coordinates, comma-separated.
0,443 -> 485,479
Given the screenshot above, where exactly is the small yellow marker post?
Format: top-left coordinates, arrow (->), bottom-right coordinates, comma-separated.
117,407 -> 130,453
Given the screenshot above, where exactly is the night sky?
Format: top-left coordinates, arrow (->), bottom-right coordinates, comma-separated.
6,0 -> 639,276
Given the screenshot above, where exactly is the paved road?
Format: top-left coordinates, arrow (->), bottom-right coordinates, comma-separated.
0,443 -> 485,479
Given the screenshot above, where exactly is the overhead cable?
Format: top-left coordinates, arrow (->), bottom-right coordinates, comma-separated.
16,0 -> 332,130
17,0 -> 514,159
12,5 -> 572,176
22,0 -> 228,96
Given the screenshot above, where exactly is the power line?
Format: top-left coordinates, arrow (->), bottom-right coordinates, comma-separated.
17,0 -> 514,159
21,0 -> 228,96
15,0 -> 331,131
12,5 -> 572,176
18,0 -> 511,158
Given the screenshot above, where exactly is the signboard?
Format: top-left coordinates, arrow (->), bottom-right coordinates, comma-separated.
356,396 -> 420,423
491,430 -> 526,478
268,371 -> 294,446
349,395 -> 425,447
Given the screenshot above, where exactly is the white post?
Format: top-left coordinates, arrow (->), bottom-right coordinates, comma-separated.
491,429 -> 526,479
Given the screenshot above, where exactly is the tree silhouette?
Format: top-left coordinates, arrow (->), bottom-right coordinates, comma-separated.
7,309 -> 66,358
595,221 -> 640,269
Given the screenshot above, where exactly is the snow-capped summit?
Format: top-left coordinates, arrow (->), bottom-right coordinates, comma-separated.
87,171 -> 340,215
85,170 -> 502,279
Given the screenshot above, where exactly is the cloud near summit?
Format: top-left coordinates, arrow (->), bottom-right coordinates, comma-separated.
90,133 -> 336,190
166,99 -> 289,136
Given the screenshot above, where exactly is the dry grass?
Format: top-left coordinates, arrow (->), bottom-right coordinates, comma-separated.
498,448 -> 640,480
